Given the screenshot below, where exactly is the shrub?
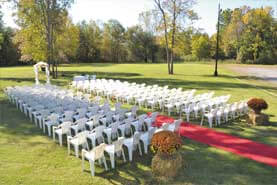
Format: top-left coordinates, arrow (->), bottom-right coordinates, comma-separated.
183,54 -> 198,62
151,131 -> 182,156
247,98 -> 268,114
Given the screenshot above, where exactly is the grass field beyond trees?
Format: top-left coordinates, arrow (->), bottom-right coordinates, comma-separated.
0,63 -> 276,185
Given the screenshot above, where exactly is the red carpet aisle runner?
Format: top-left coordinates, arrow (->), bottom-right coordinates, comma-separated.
152,114 -> 277,167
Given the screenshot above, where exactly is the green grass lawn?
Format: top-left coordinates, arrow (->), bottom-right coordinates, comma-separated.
0,63 -> 277,185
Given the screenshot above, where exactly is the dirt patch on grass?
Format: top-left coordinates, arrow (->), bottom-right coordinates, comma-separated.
228,65 -> 277,87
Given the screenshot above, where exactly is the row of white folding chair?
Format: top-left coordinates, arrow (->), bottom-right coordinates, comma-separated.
67,111 -> 159,159
81,123 -> 158,176
8,86 -> 137,149
74,78 -> 196,107
65,112 -> 158,173
180,94 -> 231,121
200,101 -> 248,127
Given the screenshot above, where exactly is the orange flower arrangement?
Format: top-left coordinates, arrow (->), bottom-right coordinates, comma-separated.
151,130 -> 182,156
247,98 -> 268,114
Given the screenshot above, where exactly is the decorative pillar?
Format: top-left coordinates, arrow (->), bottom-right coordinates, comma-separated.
46,66 -> 50,84
34,65 -> 39,85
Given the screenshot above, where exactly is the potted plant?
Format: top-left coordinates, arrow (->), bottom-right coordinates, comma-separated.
151,130 -> 183,181
247,98 -> 269,125
247,98 -> 268,114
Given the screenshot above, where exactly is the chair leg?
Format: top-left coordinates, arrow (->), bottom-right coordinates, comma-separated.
89,160 -> 95,176
122,150 -> 126,162
82,153 -> 85,171
186,113 -> 190,122
142,141 -> 148,154
67,141 -> 70,155
208,118 -> 213,128
39,119 -> 43,129
53,130 -> 56,141
43,123 -> 46,133
59,134 -> 63,146
47,125 -> 52,136
107,134 -> 111,144
74,145 -> 79,158
34,117 -> 38,126
103,156 -> 108,170
128,146 -> 133,161
109,153 -> 115,169
200,116 -> 204,126
138,144 -> 142,156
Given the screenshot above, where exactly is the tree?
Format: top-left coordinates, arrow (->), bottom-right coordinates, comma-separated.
222,8 -> 245,59
101,19 -> 126,62
0,27 -> 20,66
77,20 -> 102,62
125,25 -> 158,62
191,34 -> 211,60
240,7 -> 276,63
0,9 -> 4,48
0,8 -> 20,66
13,0 -> 74,78
55,16 -> 79,63
153,0 -> 197,74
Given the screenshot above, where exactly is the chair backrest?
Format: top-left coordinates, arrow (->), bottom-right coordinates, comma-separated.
114,114 -> 120,122
118,109 -> 127,120
88,106 -> 99,116
115,102 -> 121,112
111,122 -> 119,133
61,121 -> 72,133
124,119 -> 132,131
151,112 -> 159,122
77,108 -> 87,118
64,111 -> 74,122
48,113 -> 59,124
76,130 -> 89,145
174,119 -> 182,132
95,125 -> 105,138
75,118 -> 87,131
148,127 -> 156,141
113,137 -> 124,152
161,123 -> 170,130
210,109 -> 217,115
40,109 -> 50,118
105,112 -> 113,124
131,106 -> 138,116
53,106 -> 64,115
138,114 -> 147,130
93,143 -> 106,160
93,115 -> 100,127
133,132 -> 141,145
34,105 -> 44,111
231,103 -> 238,110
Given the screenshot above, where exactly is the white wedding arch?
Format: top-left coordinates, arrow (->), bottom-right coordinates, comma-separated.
33,62 -> 50,85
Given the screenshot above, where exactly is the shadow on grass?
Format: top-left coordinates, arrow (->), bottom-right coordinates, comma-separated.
60,63 -> 118,68
0,77 -> 35,83
175,139 -> 277,185
0,99 -> 42,139
61,71 -> 141,78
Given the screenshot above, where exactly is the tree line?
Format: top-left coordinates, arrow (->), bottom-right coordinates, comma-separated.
0,0 -> 276,76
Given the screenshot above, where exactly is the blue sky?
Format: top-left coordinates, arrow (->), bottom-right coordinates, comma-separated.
2,0 -> 277,35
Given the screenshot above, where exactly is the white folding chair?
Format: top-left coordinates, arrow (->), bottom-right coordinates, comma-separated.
105,137 -> 126,169
82,143 -> 108,176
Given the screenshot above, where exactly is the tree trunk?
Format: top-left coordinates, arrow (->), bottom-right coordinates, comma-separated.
170,1 -> 176,75
155,0 -> 170,74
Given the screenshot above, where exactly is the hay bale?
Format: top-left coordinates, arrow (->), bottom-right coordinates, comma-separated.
151,152 -> 182,180
247,112 -> 269,126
